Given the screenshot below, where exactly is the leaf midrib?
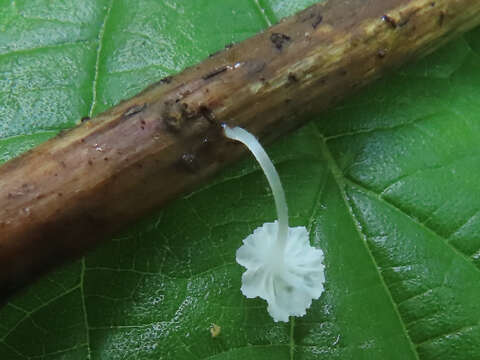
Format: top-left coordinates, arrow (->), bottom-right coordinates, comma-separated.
340,167 -> 480,276
314,123 -> 421,360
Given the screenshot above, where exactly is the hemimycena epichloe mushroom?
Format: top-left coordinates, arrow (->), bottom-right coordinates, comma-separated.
223,125 -> 325,322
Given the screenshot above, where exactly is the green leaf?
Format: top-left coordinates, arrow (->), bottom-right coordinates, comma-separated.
1,0 -> 480,359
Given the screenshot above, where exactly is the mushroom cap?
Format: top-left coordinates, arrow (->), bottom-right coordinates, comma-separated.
236,221 -> 325,322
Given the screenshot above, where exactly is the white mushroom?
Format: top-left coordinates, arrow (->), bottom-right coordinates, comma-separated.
224,125 -> 325,322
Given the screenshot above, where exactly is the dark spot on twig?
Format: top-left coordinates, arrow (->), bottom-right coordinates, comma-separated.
430,2 -> 436,6
81,116 -> 90,123
203,66 -> 228,80
287,73 -> 298,84
398,18 -> 410,27
88,160 -> 93,166
299,6 -> 323,29
164,115 -> 182,132
398,8 -> 421,28
199,105 -> 216,124
57,193 -> 63,197
181,89 -> 192,98
270,33 -> 291,50
439,11 -> 445,26
180,102 -> 197,120
312,15 -> 323,29
180,153 -> 199,173
160,76 -> 172,84
123,104 -> 146,119
382,15 -> 397,28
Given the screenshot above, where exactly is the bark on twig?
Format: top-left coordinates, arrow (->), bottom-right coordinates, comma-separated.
1,0 -> 479,301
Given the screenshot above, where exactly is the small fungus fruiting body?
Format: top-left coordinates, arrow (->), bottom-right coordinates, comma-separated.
223,125 -> 325,322
210,323 -> 221,338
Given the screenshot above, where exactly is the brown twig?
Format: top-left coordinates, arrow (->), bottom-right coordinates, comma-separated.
1,0 -> 479,302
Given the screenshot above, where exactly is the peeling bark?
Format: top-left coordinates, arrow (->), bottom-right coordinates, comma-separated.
1,0 -> 480,301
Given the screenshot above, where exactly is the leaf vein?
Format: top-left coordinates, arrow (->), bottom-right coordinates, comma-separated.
0,39 -> 93,58
88,0 -> 114,117
345,177 -> 480,275
251,0 -> 274,27
313,122 -> 421,360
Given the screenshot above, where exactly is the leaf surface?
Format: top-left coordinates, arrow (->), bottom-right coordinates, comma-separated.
1,0 -> 480,359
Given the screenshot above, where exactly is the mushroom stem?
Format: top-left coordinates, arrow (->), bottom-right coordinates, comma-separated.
223,125 -> 289,251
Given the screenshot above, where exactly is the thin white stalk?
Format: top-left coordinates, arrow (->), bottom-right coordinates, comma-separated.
223,125 -> 289,251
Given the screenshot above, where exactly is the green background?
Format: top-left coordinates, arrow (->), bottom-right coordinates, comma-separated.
1,0 -> 480,358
